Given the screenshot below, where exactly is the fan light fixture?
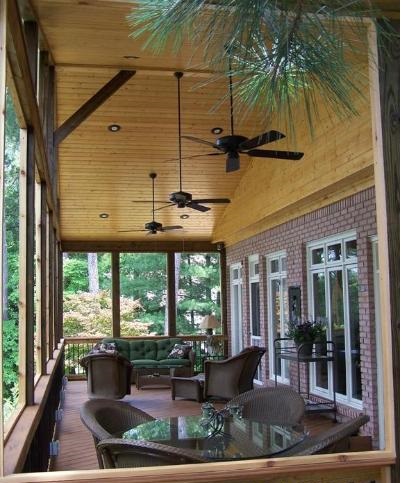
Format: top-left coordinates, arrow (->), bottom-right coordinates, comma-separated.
108,124 -> 121,132
180,214 -> 190,219
99,213 -> 109,219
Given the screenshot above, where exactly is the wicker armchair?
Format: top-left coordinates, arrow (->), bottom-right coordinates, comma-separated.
228,386 -> 305,425
80,352 -> 132,400
203,346 -> 266,401
80,399 -> 155,468
97,438 -> 207,468
277,414 -> 370,456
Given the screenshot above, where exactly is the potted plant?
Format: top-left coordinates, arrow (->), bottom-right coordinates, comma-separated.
286,320 -> 326,356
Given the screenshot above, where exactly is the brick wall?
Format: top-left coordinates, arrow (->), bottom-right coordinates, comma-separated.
226,187 -> 380,446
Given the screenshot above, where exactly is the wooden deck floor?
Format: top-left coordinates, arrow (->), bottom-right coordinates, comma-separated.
52,380 -> 336,471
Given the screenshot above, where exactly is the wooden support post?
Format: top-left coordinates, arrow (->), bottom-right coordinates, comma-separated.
112,252 -> 120,337
166,252 -> 176,336
47,213 -> 54,357
219,245 -> 228,357
25,126 -> 35,405
0,0 -> 7,475
56,242 -> 63,342
40,183 -> 47,373
23,21 -> 38,89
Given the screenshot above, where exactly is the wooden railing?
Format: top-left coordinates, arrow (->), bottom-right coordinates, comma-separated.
64,335 -> 227,379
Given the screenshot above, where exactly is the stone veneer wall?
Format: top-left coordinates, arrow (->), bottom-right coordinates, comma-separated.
225,187 -> 379,446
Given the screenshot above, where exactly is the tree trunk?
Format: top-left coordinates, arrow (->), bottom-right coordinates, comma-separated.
88,252 -> 99,293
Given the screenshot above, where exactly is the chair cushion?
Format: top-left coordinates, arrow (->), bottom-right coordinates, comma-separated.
155,338 -> 182,361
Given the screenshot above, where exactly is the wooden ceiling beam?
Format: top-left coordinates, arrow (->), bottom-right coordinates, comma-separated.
61,240 -> 222,253
54,69 -> 136,145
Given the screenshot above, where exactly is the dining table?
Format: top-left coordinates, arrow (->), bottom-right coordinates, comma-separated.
116,414 -> 306,461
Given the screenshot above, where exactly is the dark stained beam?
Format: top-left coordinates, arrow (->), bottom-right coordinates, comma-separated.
61,240 -> 220,253
54,70 -> 136,145
23,21 -> 38,89
112,253 -> 121,337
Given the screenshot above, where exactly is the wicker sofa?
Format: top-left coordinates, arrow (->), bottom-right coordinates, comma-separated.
101,337 -> 195,379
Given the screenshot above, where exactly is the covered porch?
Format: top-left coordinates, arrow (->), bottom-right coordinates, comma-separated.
0,1 -> 399,483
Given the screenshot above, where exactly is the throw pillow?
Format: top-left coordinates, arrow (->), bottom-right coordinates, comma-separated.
90,342 -> 117,354
167,344 -> 192,359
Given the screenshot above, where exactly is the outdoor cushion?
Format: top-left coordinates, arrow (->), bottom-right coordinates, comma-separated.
130,340 -> 157,361
155,338 -> 182,361
167,344 -> 192,359
102,338 -> 131,361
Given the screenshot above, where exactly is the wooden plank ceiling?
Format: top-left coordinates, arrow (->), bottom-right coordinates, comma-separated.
29,0 -> 399,244
30,0 -> 276,242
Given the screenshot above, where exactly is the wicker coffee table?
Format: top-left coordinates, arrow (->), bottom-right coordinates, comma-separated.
135,367 -> 176,390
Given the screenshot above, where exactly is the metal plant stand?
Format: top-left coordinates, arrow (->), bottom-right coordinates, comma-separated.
274,338 -> 337,421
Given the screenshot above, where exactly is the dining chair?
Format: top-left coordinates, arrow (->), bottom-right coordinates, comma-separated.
227,386 -> 305,425
79,352 -> 132,399
277,414 -> 370,456
80,399 -> 155,468
97,438 -> 207,468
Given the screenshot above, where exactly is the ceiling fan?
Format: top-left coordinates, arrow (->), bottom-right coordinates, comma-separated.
181,72 -> 304,172
134,72 -> 231,213
120,173 -> 183,235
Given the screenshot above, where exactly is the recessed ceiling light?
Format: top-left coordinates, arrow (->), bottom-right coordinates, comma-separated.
180,214 -> 190,219
99,213 -> 109,219
211,127 -> 223,135
108,124 -> 121,132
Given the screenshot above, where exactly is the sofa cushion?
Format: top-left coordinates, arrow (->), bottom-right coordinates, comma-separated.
129,340 -> 157,361
155,338 -> 182,361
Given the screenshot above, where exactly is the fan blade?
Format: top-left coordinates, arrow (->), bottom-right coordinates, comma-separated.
153,203 -> 175,212
238,130 -> 285,150
247,149 -> 304,160
187,202 -> 210,212
182,135 -> 220,149
226,152 -> 240,172
192,198 -> 230,204
161,225 -> 183,231
163,152 -> 224,163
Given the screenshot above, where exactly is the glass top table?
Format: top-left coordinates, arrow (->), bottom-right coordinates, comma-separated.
118,415 -> 306,461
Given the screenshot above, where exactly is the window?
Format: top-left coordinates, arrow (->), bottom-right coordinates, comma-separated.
249,255 -> 262,381
267,252 -> 289,383
307,232 -> 362,407
230,263 -> 243,355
